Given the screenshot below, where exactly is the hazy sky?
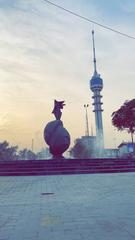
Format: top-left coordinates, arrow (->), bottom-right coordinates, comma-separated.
0,0 -> 135,151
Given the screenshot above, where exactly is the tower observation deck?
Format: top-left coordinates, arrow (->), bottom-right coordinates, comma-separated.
90,30 -> 104,150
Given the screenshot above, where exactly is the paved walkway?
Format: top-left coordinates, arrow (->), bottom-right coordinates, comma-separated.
0,173 -> 135,240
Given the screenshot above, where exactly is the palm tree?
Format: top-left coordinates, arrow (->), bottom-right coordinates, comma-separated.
112,99 -> 135,148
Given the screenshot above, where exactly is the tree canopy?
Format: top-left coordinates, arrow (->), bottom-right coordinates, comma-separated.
0,141 -> 36,161
70,138 -> 93,159
0,141 -> 18,161
112,99 -> 135,144
19,148 -> 36,160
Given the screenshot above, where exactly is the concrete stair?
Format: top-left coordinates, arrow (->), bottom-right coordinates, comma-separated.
0,158 -> 135,176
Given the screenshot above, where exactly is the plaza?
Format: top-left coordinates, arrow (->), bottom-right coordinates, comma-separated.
0,173 -> 135,240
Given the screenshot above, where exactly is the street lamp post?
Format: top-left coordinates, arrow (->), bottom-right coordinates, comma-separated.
84,104 -> 90,137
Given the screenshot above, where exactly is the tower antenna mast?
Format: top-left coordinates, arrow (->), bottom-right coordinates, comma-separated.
92,30 -> 97,74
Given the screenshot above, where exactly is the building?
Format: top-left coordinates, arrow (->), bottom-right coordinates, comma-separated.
89,30 -> 104,152
118,142 -> 135,158
103,148 -> 119,158
36,147 -> 52,160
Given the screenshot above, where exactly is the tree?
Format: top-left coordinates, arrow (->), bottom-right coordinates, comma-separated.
0,141 -> 18,161
112,99 -> 135,146
70,138 -> 92,159
19,148 -> 36,160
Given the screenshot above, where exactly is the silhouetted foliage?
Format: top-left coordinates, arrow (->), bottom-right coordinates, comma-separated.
112,99 -> 135,144
0,141 -> 18,161
19,148 -> 36,160
71,139 -> 92,159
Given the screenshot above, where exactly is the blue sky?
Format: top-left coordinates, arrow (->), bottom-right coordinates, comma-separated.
0,0 -> 135,151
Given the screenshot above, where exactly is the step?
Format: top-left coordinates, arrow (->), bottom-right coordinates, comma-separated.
1,167 -> 135,176
1,164 -> 135,172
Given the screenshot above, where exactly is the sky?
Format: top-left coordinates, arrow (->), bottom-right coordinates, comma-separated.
0,0 -> 135,152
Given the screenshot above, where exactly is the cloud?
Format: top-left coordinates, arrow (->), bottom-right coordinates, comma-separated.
0,0 -> 134,150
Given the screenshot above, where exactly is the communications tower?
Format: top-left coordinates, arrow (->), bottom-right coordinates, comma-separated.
90,30 -> 104,150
